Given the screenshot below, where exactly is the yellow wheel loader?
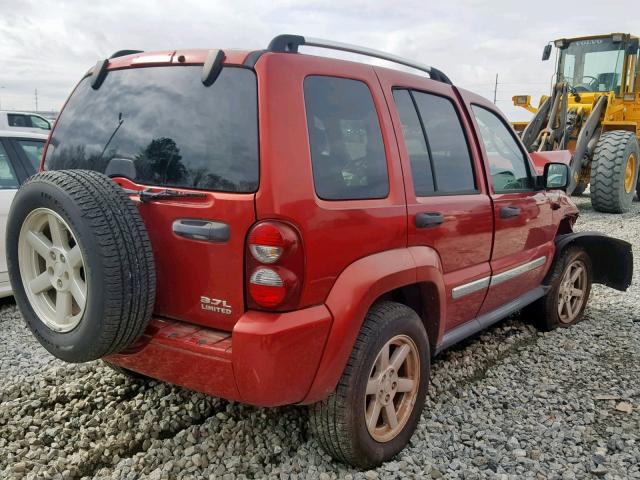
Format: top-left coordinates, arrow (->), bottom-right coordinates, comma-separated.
513,33 -> 640,213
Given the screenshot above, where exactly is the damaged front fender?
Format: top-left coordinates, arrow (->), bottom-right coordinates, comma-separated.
554,232 -> 633,291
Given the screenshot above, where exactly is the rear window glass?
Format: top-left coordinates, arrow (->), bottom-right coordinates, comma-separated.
304,76 -> 389,200
45,66 -> 259,193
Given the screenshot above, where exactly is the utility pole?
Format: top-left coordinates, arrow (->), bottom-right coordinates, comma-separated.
493,73 -> 498,104
34,88 -> 39,112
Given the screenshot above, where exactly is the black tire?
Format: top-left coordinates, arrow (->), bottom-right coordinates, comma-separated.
6,170 -> 156,362
524,247 -> 592,331
309,302 -> 430,468
590,130 -> 639,213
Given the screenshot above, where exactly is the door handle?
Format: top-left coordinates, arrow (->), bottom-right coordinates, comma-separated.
415,212 -> 444,228
500,206 -> 521,219
172,219 -> 230,242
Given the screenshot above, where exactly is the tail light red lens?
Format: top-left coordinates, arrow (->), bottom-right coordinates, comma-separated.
246,221 -> 304,310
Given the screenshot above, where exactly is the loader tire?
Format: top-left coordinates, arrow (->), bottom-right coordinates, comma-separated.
6,170 -> 156,363
590,130 -> 639,213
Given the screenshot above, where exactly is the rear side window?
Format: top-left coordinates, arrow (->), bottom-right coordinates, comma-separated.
472,105 -> 533,192
0,143 -> 19,189
412,92 -> 476,192
304,76 -> 389,200
7,114 -> 31,128
16,140 -> 45,170
45,66 -> 259,193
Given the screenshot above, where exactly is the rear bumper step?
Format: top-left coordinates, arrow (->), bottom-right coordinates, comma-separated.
106,305 -> 333,407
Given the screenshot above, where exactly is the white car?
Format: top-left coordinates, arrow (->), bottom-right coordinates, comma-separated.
0,130 -> 48,298
0,111 -> 51,135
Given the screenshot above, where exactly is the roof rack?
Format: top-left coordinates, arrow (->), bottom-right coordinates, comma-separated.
267,34 -> 452,85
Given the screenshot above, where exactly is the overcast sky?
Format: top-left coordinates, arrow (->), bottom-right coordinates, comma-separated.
0,0 -> 636,121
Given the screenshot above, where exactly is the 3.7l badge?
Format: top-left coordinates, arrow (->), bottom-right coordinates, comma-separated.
200,296 -> 232,315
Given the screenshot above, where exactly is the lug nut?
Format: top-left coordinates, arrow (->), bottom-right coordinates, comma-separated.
60,254 -> 65,263
57,280 -> 63,288
385,394 -> 390,401
49,251 -> 56,260
392,382 -> 397,389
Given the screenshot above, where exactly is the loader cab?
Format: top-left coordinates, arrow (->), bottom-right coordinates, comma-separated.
551,34 -> 639,96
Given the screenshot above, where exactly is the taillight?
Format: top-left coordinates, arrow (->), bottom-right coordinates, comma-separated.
246,221 -> 304,311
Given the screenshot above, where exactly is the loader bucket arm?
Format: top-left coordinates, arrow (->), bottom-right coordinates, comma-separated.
567,95 -> 608,194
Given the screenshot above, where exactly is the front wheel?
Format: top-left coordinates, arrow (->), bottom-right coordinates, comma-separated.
309,302 -> 430,468
524,247 -> 592,331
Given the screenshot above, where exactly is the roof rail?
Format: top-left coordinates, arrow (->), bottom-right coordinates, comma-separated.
267,34 -> 452,85
109,50 -> 144,59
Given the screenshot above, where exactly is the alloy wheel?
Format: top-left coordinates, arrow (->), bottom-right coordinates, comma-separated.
365,334 -> 420,442
557,259 -> 587,324
18,208 -> 87,332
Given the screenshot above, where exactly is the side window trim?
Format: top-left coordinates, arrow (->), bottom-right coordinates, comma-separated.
393,87 -> 480,196
471,103 -> 536,193
406,90 -> 439,191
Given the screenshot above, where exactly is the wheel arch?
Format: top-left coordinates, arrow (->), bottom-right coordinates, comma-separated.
301,246 -> 445,404
553,232 -> 633,291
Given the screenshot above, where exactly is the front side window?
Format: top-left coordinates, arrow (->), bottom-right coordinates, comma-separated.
16,140 -> 45,170
45,66 -> 259,193
0,143 -> 19,189
472,105 -> 533,192
304,76 -> 389,200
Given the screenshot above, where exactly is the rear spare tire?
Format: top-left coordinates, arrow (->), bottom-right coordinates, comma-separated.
590,130 -> 639,213
6,170 -> 156,362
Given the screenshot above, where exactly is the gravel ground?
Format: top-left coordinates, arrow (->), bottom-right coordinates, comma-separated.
1,196 -> 639,480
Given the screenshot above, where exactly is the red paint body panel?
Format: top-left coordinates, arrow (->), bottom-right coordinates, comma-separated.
253,53 -> 408,308
303,247 -> 444,404
375,68 -> 494,329
108,304 -> 331,407
112,177 -> 255,331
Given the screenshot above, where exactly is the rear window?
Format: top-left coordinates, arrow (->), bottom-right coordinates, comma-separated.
45,66 -> 259,193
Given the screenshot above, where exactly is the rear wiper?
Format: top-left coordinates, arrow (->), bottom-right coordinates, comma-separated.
138,188 -> 206,203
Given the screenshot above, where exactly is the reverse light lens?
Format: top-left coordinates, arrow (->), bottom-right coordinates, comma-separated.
249,244 -> 283,264
249,267 -> 286,307
250,267 -> 284,286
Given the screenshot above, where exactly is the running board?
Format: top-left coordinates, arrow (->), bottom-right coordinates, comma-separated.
435,286 -> 549,355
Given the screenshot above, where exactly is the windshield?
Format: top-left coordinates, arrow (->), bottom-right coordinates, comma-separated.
558,38 -> 625,93
45,66 -> 259,193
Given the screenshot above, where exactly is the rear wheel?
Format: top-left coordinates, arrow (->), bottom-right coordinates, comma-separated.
309,302 -> 429,468
590,130 -> 639,213
524,247 -> 592,331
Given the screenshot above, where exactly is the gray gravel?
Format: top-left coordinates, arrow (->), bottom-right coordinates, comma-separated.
1,196 -> 639,480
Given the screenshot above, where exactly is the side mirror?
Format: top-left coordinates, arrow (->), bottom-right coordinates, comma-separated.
627,38 -> 639,55
542,44 -> 552,61
543,162 -> 569,190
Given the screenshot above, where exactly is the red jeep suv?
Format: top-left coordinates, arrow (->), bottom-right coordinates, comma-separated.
6,35 -> 633,467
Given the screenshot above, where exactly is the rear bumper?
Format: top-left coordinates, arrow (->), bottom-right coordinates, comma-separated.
106,305 -> 332,407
